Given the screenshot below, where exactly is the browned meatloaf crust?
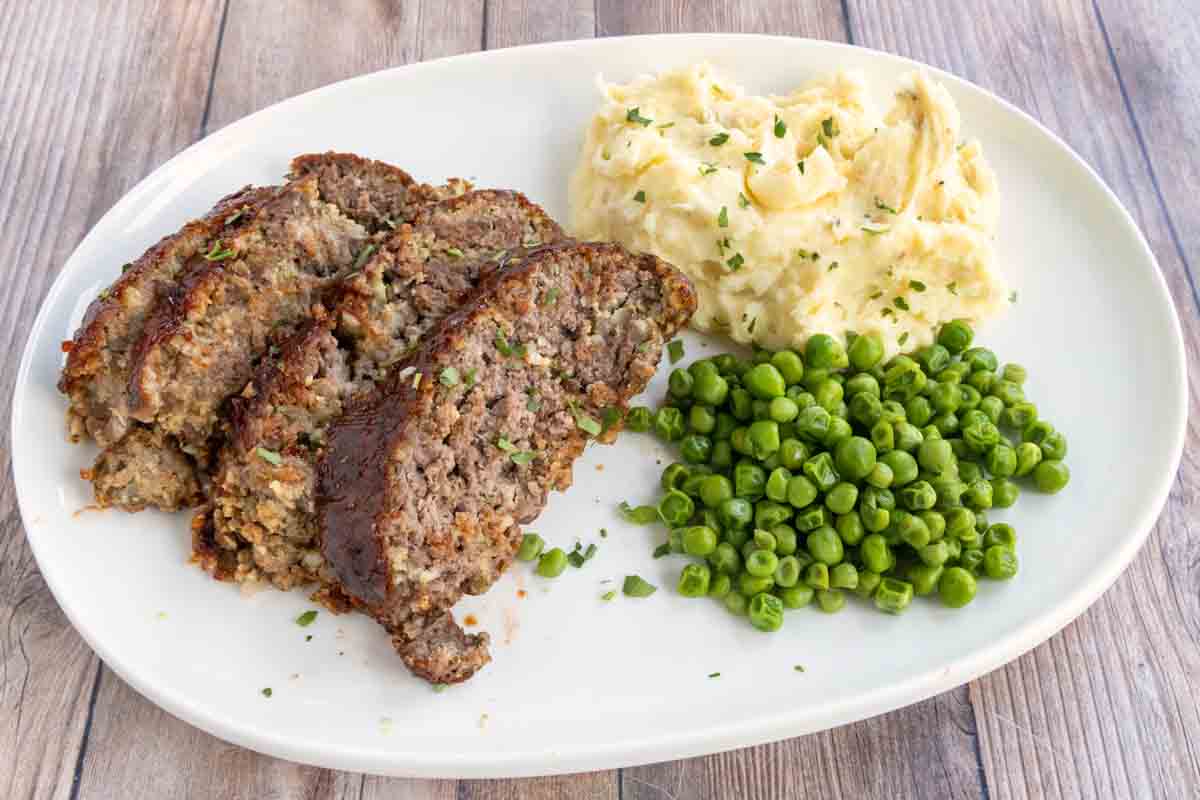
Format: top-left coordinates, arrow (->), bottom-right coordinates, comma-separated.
59,185 -> 275,447
84,154 -> 466,512
198,190 -> 564,590
317,241 -> 696,683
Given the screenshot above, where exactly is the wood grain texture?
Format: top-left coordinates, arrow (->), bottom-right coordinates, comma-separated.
595,0 -> 847,40
0,2 -> 225,798
849,1 -> 1200,798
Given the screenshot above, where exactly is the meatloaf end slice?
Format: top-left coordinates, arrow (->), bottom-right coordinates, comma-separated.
59,185 -> 274,447
317,242 -> 696,683
204,190 -> 564,590
83,426 -> 204,511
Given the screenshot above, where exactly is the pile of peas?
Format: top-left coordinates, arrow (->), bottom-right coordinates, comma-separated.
623,321 -> 1070,633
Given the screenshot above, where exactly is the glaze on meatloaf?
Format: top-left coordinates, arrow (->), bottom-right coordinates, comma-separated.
197,190 -> 564,590
317,242 -> 696,683
82,154 -> 466,512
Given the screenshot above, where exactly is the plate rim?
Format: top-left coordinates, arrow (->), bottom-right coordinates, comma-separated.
12,32 -> 1188,777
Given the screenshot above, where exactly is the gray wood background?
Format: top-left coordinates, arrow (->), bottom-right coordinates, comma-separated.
2,1 -> 1197,797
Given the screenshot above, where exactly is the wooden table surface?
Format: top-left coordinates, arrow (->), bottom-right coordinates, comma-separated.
3,1 -> 1198,797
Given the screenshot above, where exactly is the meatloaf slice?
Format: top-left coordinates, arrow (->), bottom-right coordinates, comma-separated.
200,190 -> 564,589
317,242 -> 696,683
59,185 -> 274,447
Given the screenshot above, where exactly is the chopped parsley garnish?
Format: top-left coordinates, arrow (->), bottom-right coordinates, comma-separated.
726,253 -> 745,271
709,132 -> 730,146
255,447 -> 282,466
584,543 -> 598,561
261,688 -> 273,698
773,115 -> 787,138
1010,290 -> 1019,303
869,290 -> 884,301
708,672 -> 721,678
383,217 -> 398,230
622,575 -> 657,597
667,339 -> 685,364
909,280 -> 927,292
828,261 -> 840,272
463,368 -> 478,387
633,190 -> 646,204
657,122 -> 675,130
717,206 -> 729,228
620,501 -> 659,524
881,307 -> 895,318
224,210 -> 244,227
445,247 -> 464,259
351,243 -> 377,271
717,237 -> 731,254
794,665 -> 806,673
600,528 -> 608,538
412,372 -> 422,389
494,332 -> 526,359
568,402 -> 603,436
626,107 -> 653,126
747,316 -> 758,334
526,396 -> 541,412
542,287 -> 560,305
305,634 -> 312,642
296,610 -> 318,627
203,240 -> 235,261
652,543 -> 671,558
898,332 -> 910,346
797,159 -> 805,175
946,282 -> 959,295
600,406 -> 622,433
738,192 -> 750,209
822,117 -> 839,138
743,151 -> 765,165
439,367 -> 460,386
601,591 -> 616,601
894,296 -> 911,311
875,198 -> 899,214
432,683 -> 448,693
698,162 -> 719,176
797,249 -> 818,261
497,436 -> 536,465
861,222 -> 890,235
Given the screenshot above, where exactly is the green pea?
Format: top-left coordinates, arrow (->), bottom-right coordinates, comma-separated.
805,333 -> 849,369
893,422 -> 924,453
778,438 -> 809,471
957,384 -> 982,411
710,440 -> 733,469
991,379 -> 1024,407
1001,363 -> 1027,385
734,462 -> 766,498
755,501 -> 793,529
895,512 -> 931,549
804,562 -> 830,590
824,416 -> 854,449
962,347 -> 998,372
958,548 -> 985,576
864,485 -> 896,511
883,356 -> 927,401
879,450 -> 919,487
978,395 -> 1004,424
983,545 -> 1018,579
931,476 -> 967,510
658,489 -> 694,526
919,540 -> 950,567
984,523 -> 1017,550
747,420 -> 781,459
854,569 -> 883,599
680,473 -> 709,497
771,524 -> 798,556
535,547 -> 569,578
796,405 -> 832,442
870,419 -> 895,453
751,399 -> 771,420
729,388 -> 753,421
938,567 -> 977,608
661,463 -> 689,491
723,591 -> 749,616
677,563 -> 712,597
944,538 -> 964,563
929,382 -> 961,414
845,372 -> 880,399
1014,442 -> 1043,476
713,412 -> 737,441
936,320 -> 974,354
966,369 -> 995,395
777,585 -> 814,609
1000,401 -> 1036,431
991,478 -> 1019,508
918,439 -> 955,474
786,475 -> 818,509
712,354 -> 737,375
668,368 -> 694,399
962,420 -> 1000,455
905,395 -> 933,426
948,437 -> 969,461
516,533 -> 545,562
919,510 -> 947,541
689,405 -> 717,434
908,563 -> 944,596
680,434 -> 712,464
874,578 -> 914,614
762,467 -> 790,503
816,588 -> 846,613
945,508 -> 976,539
921,424 -> 941,441
769,349 -> 805,385
709,542 -> 742,575
740,572 -> 775,597
814,379 -> 844,412
744,363 -> 787,399
751,528 -> 776,552
626,406 -> 653,432
963,479 -> 993,511
1033,460 -> 1070,493
807,525 -> 844,565
986,444 -> 1017,477
836,511 -> 866,546
747,592 -> 785,631
826,563 -> 856,591
866,461 -> 894,489
1041,430 -> 1068,460
830,435 -> 875,482
932,412 -> 960,437
937,362 -> 970,385
654,407 -> 686,441
680,526 -> 718,557
763,396 -> 797,424
898,480 -> 936,511
849,391 -> 884,428
745,549 -> 780,579
880,399 -> 907,425
802,451 -> 840,492
824,482 -> 858,515
774,555 -> 802,588
730,426 -> 751,455
753,348 -> 772,364
848,332 -> 884,370
860,534 -> 893,573
707,573 -> 732,599
918,344 -> 952,374
957,460 -> 982,484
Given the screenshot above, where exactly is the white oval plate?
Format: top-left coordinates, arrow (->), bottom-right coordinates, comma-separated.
13,35 -> 1186,778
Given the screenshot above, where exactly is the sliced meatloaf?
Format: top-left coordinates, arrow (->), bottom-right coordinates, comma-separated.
198,190 -> 564,589
317,242 -> 696,683
59,185 -> 275,447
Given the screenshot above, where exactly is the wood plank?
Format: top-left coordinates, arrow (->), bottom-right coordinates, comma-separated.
0,2 -> 226,798
72,3 -> 481,799
848,1 -> 1200,798
591,3 -> 989,796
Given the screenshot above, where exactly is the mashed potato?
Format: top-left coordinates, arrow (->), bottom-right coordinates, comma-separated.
569,64 -> 1007,355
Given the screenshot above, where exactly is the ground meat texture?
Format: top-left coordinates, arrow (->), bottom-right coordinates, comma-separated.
317,242 -> 696,684
204,190 -> 564,590
84,427 -> 203,511
58,185 -> 274,447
